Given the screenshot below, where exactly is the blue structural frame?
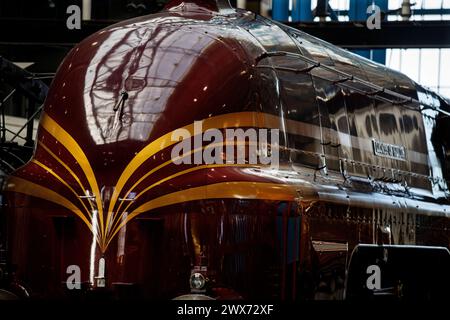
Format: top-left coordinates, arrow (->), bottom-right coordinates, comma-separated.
272,0 -> 390,64
273,0 -> 313,22
349,0 -> 388,64
292,0 -> 313,22
272,0 -> 290,21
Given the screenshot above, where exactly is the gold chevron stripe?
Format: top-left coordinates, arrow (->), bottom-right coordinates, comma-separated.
10,110 -> 431,254
110,140 -> 260,234
6,176 -> 93,231
41,114 -> 105,244
25,111 -> 323,250
110,159 -> 172,233
108,163 -> 257,239
39,142 -> 96,213
104,111 -> 263,234
37,111 -> 274,246
31,159 -> 102,241
105,181 -> 297,249
32,159 -> 93,221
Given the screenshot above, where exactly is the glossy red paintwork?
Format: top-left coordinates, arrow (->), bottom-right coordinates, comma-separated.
2,0 -> 450,300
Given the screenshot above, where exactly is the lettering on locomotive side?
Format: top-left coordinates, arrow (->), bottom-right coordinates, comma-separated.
372,140 -> 407,161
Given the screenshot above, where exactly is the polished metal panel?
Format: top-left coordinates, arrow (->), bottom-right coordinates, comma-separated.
244,15 -> 325,169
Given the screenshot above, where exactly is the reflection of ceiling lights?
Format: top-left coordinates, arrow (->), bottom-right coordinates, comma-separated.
13,62 -> 34,69
126,2 -> 148,12
137,4 -> 147,11
48,0 -> 56,8
126,3 -> 137,10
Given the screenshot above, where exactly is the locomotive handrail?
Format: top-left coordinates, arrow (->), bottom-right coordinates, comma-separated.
257,64 -> 320,74
258,63 -> 422,114
255,50 -> 450,117
78,195 -> 96,200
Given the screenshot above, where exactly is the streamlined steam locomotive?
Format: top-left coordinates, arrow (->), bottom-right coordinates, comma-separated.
1,0 -> 449,300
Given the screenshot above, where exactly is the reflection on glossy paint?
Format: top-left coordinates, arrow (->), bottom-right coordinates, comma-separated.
83,16 -> 216,145
90,209 -> 99,285
4,0 -> 450,300
116,212 -> 127,265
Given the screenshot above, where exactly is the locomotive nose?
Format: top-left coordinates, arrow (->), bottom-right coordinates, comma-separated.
19,7 -> 254,251
4,2 -> 260,297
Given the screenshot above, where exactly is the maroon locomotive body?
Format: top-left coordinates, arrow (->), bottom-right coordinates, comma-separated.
1,0 -> 449,300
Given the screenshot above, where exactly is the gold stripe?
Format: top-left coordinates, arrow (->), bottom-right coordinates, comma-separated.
105,111 -> 263,234
110,158 -> 172,234
41,114 -> 105,244
31,160 -> 102,242
108,163 -> 257,239
32,159 -> 93,221
15,110 -> 430,253
105,181 -> 296,249
33,111 -> 310,249
6,176 -> 93,231
39,142 -> 96,213
110,140 -> 260,234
